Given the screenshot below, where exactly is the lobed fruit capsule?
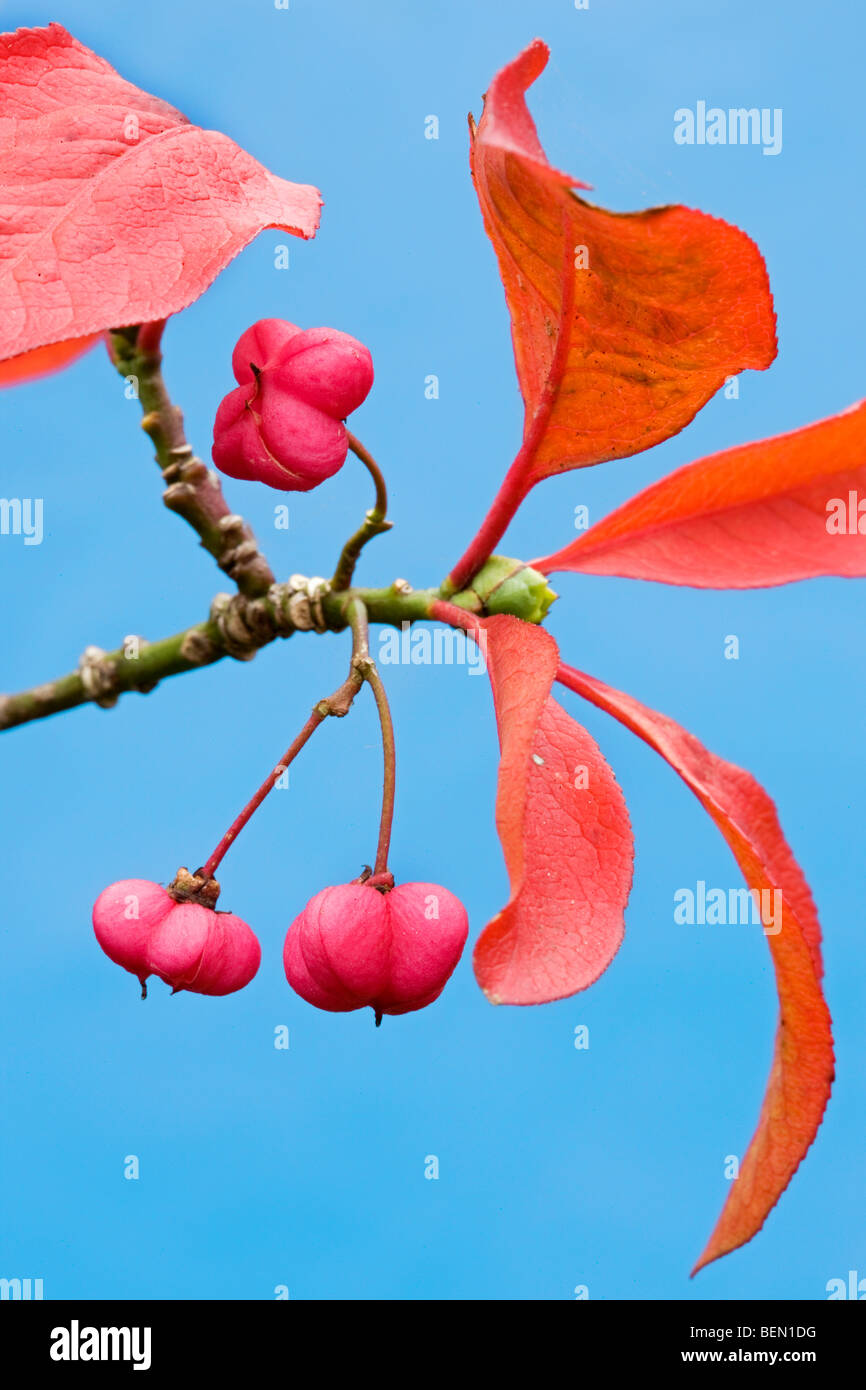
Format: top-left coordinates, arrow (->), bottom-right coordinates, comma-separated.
212,318 -> 373,492
283,879 -> 469,1021
92,872 -> 260,998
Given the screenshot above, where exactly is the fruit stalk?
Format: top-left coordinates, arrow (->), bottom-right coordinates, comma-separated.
346,599 -> 397,883
200,676 -> 360,879
330,433 -> 393,591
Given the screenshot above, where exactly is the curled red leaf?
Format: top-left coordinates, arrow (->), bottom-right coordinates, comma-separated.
557,661 -> 834,1273
473,615 -> 633,1005
469,39 -> 776,495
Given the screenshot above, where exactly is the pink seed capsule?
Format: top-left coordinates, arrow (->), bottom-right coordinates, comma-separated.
283,880 -> 468,1021
92,878 -> 172,986
272,326 -> 377,420
212,318 -> 373,492
93,874 -> 260,998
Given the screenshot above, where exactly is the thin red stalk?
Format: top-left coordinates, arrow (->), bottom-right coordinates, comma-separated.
345,598 -> 397,881
200,665 -> 362,878
429,598 -> 481,633
365,663 -> 396,878
442,458 -> 529,596
136,318 -> 167,355
198,594 -> 431,885
444,258 -> 575,595
201,709 -> 326,879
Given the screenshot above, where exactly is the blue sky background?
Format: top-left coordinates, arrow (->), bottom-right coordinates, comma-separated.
1,0 -> 863,1300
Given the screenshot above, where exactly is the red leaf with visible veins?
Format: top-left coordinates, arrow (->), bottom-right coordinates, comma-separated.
537,400 -> 866,587
0,24 -> 321,381
557,662 -> 834,1273
475,616 -> 633,1005
469,40 -> 776,495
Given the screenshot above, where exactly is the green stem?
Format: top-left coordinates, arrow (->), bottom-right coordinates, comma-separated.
0,579 -> 489,734
348,432 -> 388,518
331,434 -> 393,591
0,620 -> 224,730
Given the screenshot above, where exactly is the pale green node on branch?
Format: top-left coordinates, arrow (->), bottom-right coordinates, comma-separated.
454,554 -> 558,624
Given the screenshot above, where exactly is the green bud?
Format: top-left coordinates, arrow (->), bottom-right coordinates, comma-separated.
457,554 -> 557,624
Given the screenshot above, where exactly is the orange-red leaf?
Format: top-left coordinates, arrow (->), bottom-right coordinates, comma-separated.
0,24 -> 321,382
538,400 -> 866,586
475,616 -> 633,1004
557,662 -> 834,1272
470,40 -> 776,497
0,334 -> 102,386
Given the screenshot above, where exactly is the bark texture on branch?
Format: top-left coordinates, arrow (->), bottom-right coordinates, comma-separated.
0,580 -> 460,732
109,326 -> 276,598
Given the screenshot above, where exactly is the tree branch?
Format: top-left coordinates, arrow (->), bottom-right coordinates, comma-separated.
0,579 -> 469,733
108,323 -> 276,598
0,620 -> 224,731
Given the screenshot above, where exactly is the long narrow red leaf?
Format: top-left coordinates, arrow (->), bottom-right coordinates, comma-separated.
557,661 -> 833,1272
474,616 -> 633,1004
537,400 -> 866,586
0,24 -> 321,381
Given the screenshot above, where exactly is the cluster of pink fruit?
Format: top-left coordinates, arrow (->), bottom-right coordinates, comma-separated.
93,318 -> 469,1022
93,871 -> 468,1021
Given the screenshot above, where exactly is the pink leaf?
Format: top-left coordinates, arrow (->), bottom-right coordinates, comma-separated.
475,616 -> 633,1004
0,24 -> 321,379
